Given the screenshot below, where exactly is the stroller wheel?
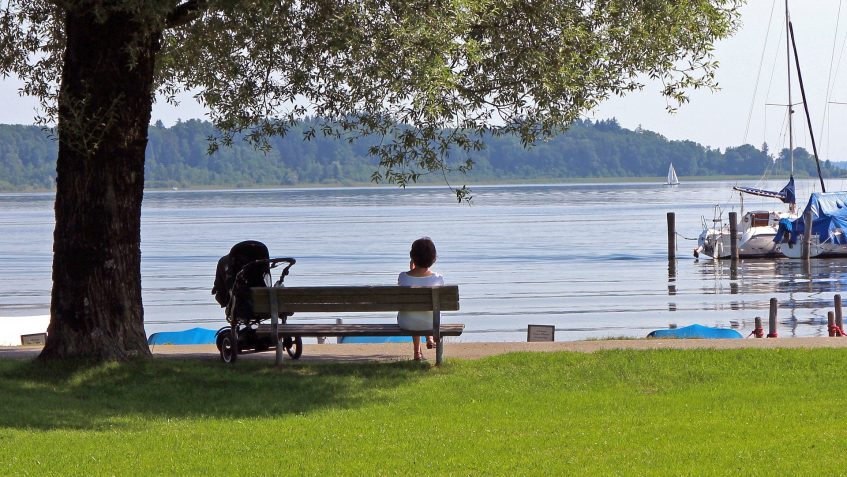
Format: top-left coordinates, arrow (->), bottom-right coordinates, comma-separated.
284,336 -> 303,359
219,333 -> 238,363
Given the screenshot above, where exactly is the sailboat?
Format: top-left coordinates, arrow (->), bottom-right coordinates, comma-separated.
695,1 -> 807,260
667,164 -> 679,186
694,197 -> 795,259
775,191 -> 847,258
771,4 -> 841,259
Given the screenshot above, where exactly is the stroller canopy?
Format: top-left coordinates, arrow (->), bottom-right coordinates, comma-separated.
212,240 -> 270,307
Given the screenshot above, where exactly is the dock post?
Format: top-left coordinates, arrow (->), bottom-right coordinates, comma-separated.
836,295 -> 844,332
728,212 -> 738,261
829,311 -> 836,337
753,317 -> 763,338
667,212 -> 676,260
767,298 -> 778,338
803,209 -> 813,260
336,318 -> 343,344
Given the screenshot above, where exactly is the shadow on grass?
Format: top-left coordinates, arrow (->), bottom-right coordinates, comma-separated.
0,358 -> 431,431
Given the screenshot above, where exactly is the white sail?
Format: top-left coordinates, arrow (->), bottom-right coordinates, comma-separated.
667,164 -> 679,185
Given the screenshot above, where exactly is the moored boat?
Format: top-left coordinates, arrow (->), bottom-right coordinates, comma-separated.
775,192 -> 847,258
694,1 -> 828,260
695,205 -> 795,259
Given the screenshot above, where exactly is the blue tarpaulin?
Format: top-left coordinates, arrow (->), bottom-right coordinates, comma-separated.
147,327 -> 218,345
647,324 -> 743,339
774,191 -> 847,245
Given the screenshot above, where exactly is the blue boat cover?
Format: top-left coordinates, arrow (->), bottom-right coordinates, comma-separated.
647,324 -> 743,339
147,327 -> 218,345
774,191 -> 847,245
733,176 -> 795,205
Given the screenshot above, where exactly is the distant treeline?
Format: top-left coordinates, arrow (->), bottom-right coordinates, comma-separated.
0,118 -> 841,191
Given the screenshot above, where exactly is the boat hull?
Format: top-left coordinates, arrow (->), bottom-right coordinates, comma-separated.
777,237 -> 847,258
696,230 -> 782,259
777,239 -> 823,258
695,210 -> 792,259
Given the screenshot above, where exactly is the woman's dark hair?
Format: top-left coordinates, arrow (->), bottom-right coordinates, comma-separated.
410,237 -> 437,268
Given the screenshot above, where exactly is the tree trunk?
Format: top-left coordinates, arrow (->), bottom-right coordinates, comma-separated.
40,8 -> 160,360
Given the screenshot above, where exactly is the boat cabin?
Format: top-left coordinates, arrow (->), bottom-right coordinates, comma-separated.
744,211 -> 773,228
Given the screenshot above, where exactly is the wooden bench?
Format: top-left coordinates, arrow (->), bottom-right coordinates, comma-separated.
248,285 -> 461,365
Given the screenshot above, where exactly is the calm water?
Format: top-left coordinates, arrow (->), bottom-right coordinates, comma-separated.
3,180 -> 847,341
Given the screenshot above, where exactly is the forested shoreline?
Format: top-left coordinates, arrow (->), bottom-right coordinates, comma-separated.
0,118 -> 841,191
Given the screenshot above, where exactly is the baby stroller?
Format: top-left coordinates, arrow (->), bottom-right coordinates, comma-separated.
212,240 -> 301,363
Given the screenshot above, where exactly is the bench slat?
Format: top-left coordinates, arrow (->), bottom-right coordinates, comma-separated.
252,285 -> 459,314
259,285 -> 458,299
257,323 -> 465,337
255,303 -> 450,313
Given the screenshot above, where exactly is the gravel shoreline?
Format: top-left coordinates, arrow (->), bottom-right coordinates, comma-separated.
3,337 -> 847,363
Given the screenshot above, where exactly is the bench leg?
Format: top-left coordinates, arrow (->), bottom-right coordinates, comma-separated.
275,335 -> 284,366
435,338 -> 444,366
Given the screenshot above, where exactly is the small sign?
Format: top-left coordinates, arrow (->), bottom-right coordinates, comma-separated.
21,333 -> 47,346
527,325 -> 555,342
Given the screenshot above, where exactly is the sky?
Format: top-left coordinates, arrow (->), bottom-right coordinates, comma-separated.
2,1 -> 846,159
593,0 -> 847,160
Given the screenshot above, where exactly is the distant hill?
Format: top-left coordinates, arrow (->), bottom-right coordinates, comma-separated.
0,118 -> 842,191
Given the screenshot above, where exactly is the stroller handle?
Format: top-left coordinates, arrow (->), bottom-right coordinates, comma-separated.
269,257 -> 296,286
231,257 -> 296,288
269,257 -> 296,267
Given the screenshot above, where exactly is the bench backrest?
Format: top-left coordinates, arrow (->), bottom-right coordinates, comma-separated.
251,285 -> 460,314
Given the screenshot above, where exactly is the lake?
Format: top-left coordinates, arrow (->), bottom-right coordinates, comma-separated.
2,180 -> 847,342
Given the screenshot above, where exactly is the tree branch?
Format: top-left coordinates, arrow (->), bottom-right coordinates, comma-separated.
166,0 -> 208,30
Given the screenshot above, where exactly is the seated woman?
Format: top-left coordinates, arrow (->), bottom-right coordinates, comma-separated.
397,237 -> 444,360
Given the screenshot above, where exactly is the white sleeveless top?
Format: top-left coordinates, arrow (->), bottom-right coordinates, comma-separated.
396,272 -> 444,331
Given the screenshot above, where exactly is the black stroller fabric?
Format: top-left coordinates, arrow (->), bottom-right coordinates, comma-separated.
212,240 -> 270,312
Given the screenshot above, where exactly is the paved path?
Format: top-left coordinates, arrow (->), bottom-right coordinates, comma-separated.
4,337 -> 847,363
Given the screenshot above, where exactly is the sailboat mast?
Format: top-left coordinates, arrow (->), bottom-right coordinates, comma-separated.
786,0 -> 795,180
789,19 -> 827,192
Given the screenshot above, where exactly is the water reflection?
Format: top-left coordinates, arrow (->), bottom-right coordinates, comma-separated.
667,259 -> 677,295
692,257 -> 847,337
694,258 -> 847,295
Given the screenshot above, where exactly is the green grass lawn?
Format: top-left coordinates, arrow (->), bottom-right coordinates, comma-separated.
1,348 -> 845,476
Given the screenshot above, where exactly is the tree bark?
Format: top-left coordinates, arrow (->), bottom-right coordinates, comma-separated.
40,8 -> 160,360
